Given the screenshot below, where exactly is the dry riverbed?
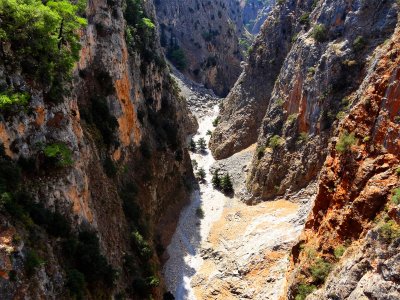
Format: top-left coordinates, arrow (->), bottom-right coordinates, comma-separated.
162,74 -> 316,299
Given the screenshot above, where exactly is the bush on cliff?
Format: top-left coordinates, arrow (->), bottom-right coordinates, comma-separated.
0,0 -> 87,100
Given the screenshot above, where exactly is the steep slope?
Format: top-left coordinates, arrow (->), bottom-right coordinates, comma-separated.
155,0 -> 244,97
0,0 -> 195,299
287,22 -> 400,299
210,0 -> 315,159
211,0 -> 398,199
241,0 -> 275,34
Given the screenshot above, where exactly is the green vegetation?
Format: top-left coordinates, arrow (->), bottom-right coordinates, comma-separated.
0,0 -> 87,101
269,135 -> 284,149
353,36 -> 366,52
299,13 -> 310,26
212,169 -> 221,189
378,219 -> 400,242
396,167 -> 400,176
132,230 -> 153,260
220,173 -> 233,194
336,131 -> 358,153
197,138 -> 207,151
190,138 -> 197,152
297,132 -> 309,144
191,159 -> 198,170
295,284 -> 317,300
206,130 -> 212,136
25,250 -> 44,277
0,91 -> 30,111
392,188 -> 400,205
80,96 -> 119,148
212,117 -> 220,127
196,167 -> 206,181
334,245 -> 346,259
257,145 -> 266,160
312,24 -> 327,42
44,143 -> 73,167
196,207 -> 204,219
66,269 -> 86,300
66,230 -> 116,286
310,258 -> 332,283
167,47 -> 187,70
286,113 -> 298,125
212,169 -> 234,195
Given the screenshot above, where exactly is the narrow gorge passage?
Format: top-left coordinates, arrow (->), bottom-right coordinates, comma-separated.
162,78 -> 316,300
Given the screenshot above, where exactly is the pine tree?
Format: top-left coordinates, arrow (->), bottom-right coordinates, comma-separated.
221,173 -> 233,194
197,137 -> 207,151
212,169 -> 221,189
196,167 -> 206,181
189,138 -> 197,152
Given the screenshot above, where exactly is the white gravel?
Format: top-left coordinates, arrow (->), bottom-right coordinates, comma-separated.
162,105 -> 230,299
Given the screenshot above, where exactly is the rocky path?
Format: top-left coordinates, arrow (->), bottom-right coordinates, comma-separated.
162,73 -> 316,299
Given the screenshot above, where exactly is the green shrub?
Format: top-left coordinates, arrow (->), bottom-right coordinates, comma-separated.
167,47 -> 187,70
190,139 -> 197,152
25,250 -> 43,276
353,36 -> 366,52
66,269 -> 86,299
196,167 -> 206,181
312,24 -> 327,42
257,146 -> 266,160
221,173 -> 233,194
310,258 -> 332,283
269,135 -> 284,149
132,230 -> 153,260
299,13 -> 310,26
212,117 -> 220,127
392,188 -> 400,205
334,245 -> 346,259
212,169 -> 221,189
297,132 -> 309,143
197,138 -> 207,151
73,230 -> 116,286
336,131 -> 358,153
379,220 -> 400,242
196,207 -> 204,219
295,284 -> 317,300
0,0 -> 87,92
0,91 -> 30,111
44,143 -> 73,167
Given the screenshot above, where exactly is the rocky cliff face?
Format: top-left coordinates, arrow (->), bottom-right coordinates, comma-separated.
210,0 -> 314,159
211,0 -> 398,200
287,20 -> 400,299
241,0 -> 275,34
0,0 -> 195,299
212,0 -> 399,298
154,0 -> 244,97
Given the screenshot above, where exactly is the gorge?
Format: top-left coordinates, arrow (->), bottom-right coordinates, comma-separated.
0,0 -> 399,300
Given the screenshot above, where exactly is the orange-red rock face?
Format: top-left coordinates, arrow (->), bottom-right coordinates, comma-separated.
286,22 -> 400,298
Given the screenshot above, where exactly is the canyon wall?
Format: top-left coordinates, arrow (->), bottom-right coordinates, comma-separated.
0,0 -> 195,299
211,0 -> 400,298
155,0 -> 244,97
211,0 -> 398,200
287,20 -> 400,299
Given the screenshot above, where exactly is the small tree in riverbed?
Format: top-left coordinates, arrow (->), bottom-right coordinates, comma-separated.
189,138 -> 197,152
212,169 -> 221,189
197,138 -> 207,152
196,167 -> 206,182
221,173 -> 233,194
